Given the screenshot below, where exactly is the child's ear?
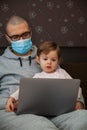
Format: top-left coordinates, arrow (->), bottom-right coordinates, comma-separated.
36,56 -> 40,64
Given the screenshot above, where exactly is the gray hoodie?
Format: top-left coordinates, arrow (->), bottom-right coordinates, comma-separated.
0,46 -> 41,109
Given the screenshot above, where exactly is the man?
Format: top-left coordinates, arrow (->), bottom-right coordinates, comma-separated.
0,15 -> 41,109
0,15 -> 87,130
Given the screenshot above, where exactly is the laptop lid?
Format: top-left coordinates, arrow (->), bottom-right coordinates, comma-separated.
16,78 -> 80,116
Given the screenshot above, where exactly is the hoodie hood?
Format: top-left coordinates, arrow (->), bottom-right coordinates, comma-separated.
2,45 -> 37,59
2,45 -> 37,67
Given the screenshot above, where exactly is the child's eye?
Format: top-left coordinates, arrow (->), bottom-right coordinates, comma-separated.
51,59 -> 57,61
43,58 -> 48,60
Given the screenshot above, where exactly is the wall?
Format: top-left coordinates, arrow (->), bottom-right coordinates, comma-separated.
0,0 -> 87,48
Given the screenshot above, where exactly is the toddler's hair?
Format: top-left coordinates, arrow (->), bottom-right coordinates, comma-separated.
37,41 -> 61,59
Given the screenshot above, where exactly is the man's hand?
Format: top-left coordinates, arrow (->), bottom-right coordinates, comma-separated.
5,97 -> 18,112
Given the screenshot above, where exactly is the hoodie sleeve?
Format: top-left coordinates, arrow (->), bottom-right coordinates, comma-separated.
0,97 -> 8,109
0,83 -> 19,109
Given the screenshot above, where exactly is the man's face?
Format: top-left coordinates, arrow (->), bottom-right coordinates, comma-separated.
6,21 -> 31,42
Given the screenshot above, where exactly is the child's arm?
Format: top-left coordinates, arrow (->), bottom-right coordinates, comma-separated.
62,69 -> 85,109
76,87 -> 85,110
75,101 -> 84,110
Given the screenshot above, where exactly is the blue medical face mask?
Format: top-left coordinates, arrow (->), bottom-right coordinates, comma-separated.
12,38 -> 32,54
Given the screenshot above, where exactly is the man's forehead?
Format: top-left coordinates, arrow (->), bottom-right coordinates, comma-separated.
6,22 -> 30,35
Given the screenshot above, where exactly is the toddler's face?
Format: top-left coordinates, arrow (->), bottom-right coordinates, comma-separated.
38,50 -> 59,73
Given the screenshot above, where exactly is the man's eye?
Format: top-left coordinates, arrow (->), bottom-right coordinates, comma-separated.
12,35 -> 19,40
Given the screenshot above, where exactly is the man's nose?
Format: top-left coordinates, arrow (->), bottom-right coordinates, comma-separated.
20,36 -> 23,40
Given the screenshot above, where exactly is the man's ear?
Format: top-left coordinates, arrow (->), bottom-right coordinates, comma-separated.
30,29 -> 32,37
36,56 -> 40,64
5,34 -> 11,45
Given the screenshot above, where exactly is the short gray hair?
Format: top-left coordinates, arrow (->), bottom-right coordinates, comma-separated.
6,15 -> 30,33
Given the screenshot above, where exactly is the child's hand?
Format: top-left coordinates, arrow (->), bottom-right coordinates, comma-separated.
5,97 -> 17,112
75,101 -> 84,110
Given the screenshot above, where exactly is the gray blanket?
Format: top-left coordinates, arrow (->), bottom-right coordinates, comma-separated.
0,110 -> 57,130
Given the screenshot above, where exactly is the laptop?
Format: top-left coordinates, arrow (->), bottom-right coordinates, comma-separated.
16,78 -> 80,116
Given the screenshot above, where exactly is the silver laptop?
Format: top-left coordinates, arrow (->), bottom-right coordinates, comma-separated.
16,78 -> 80,116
